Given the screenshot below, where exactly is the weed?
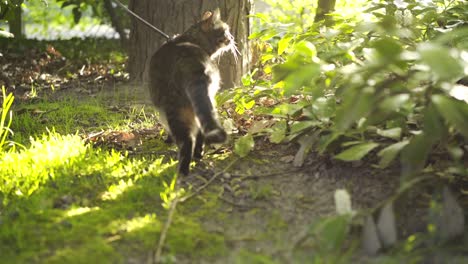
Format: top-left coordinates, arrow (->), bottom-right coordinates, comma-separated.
0,86 -> 14,150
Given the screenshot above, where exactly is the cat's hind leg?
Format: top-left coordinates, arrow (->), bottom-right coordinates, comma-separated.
167,107 -> 197,176
185,78 -> 227,144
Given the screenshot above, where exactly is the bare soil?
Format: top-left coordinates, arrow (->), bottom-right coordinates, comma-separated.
109,83 -> 441,263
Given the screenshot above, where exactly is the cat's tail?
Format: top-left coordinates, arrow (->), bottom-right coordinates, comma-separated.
186,79 -> 227,144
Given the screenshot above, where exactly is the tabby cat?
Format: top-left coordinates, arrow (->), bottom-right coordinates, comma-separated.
149,9 -> 236,175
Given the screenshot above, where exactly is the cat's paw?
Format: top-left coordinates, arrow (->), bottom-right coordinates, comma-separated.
204,128 -> 227,144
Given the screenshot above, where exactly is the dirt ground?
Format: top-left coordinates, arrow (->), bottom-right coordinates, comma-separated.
20,82 -> 466,263
104,83 -> 446,263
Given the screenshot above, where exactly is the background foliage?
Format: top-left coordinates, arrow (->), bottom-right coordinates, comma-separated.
226,0 -> 467,255
0,0 -> 129,39
231,0 -> 467,178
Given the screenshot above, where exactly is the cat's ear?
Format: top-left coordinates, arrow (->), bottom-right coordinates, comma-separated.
201,11 -> 213,32
201,11 -> 213,21
201,9 -> 218,32
201,8 -> 220,21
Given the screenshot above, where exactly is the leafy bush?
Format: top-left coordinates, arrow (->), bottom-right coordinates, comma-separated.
230,0 -> 467,180
220,1 -> 468,258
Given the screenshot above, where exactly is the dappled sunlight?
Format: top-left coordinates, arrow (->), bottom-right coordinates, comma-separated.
66,206 -> 100,217
335,0 -> 372,20
101,179 -> 134,201
0,131 -> 176,202
109,214 -> 158,234
99,156 -> 177,202
0,133 -> 88,198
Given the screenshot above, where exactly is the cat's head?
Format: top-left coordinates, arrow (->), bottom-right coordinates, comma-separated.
190,9 -> 238,59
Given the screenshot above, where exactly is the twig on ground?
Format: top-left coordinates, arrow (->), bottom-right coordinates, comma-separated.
153,196 -> 179,264
151,157 -> 239,263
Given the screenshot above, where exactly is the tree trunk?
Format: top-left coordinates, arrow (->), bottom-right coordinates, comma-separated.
314,0 -> 336,25
9,1 -> 23,38
128,0 -> 252,89
103,0 -> 128,49
0,4 -> 9,20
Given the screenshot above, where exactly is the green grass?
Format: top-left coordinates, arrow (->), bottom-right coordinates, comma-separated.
0,132 -> 228,263
11,98 -> 117,144
10,96 -> 155,145
0,93 -> 228,263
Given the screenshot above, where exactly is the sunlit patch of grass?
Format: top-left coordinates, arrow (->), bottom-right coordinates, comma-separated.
101,179 -> 135,201
66,206 -> 100,217
0,133 -> 89,200
109,213 -> 158,234
0,128 -> 229,263
1,75 -> 232,262
11,97 -> 128,144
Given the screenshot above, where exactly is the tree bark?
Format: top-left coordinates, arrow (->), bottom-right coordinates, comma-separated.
128,0 -> 252,89
9,1 -> 23,38
103,0 -> 128,49
314,0 -> 336,25
0,4 -> 9,20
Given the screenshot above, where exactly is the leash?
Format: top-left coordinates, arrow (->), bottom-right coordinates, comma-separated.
112,0 -> 171,40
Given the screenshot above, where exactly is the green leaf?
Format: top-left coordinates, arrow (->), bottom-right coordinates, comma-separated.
285,63 -> 320,96
234,134 -> 254,158
270,103 -> 303,117
312,97 -> 336,120
278,36 -> 293,55
335,87 -> 374,131
435,27 -> 468,49
268,120 -> 287,143
261,54 -> 275,63
377,140 -> 409,168
272,41 -> 320,96
376,127 -> 401,140
335,142 -> 379,161
423,104 -> 444,140
400,134 -> 433,177
417,43 -> 464,81
318,132 -> 341,154
294,41 -> 317,58
432,94 -> 468,138
290,120 -> 319,135
379,94 -> 410,113
274,62 -> 320,96
310,215 -> 351,252
372,37 -> 403,62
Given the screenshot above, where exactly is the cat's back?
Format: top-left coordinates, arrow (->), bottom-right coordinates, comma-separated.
149,38 -> 215,105
150,38 -> 212,81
